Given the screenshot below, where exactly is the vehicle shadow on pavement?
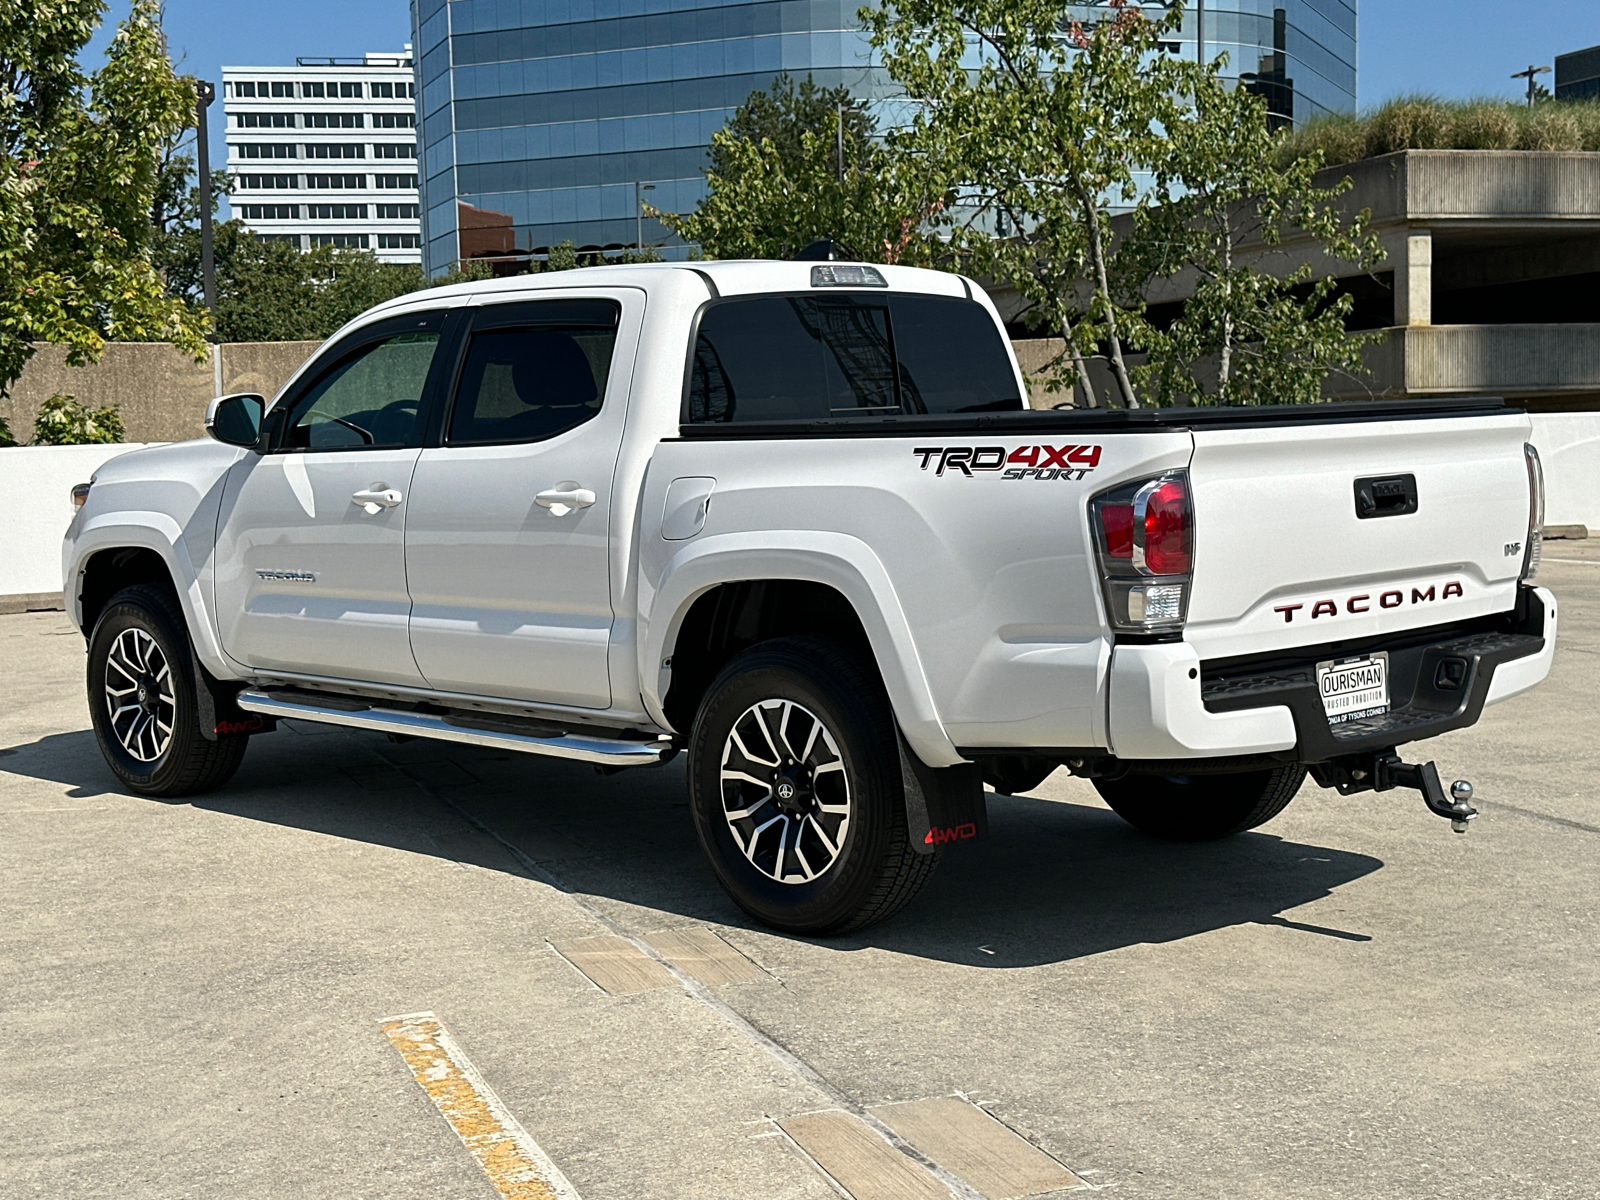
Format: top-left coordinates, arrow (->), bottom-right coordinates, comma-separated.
3,726 -> 1383,968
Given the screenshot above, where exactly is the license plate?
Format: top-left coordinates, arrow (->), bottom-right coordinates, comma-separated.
1317,653 -> 1389,724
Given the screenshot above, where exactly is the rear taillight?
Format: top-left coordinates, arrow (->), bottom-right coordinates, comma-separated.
1522,443 -> 1544,582
1091,472 -> 1194,632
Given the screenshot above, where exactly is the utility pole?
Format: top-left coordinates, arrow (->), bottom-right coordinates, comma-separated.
1196,0 -> 1204,65
195,80 -> 216,313
634,181 -> 655,252
836,102 -> 844,182
1510,63 -> 1551,107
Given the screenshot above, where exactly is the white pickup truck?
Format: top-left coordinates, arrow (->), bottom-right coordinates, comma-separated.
63,260 -> 1556,933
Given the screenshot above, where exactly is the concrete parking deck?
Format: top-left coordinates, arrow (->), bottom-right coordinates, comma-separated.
2,545 -> 1597,1199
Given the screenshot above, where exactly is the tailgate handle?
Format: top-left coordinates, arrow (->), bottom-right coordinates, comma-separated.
1354,474 -> 1417,519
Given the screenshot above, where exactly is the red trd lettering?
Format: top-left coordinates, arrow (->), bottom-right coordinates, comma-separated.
1413,585 -> 1436,603
215,717 -> 265,735
1274,604 -> 1303,623
1381,590 -> 1403,608
1443,581 -> 1463,599
1068,445 -> 1103,467
923,823 -> 979,846
1347,595 -> 1370,613
1036,444 -> 1074,470
1007,446 -> 1039,467
1312,600 -> 1338,618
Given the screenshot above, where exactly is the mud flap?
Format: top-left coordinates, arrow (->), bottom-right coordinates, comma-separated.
191,652 -> 274,740
897,733 -> 987,855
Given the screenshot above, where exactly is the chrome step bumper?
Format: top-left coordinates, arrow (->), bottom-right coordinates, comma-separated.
235,690 -> 674,768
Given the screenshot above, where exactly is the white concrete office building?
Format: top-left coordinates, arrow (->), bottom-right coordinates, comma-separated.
222,51 -> 422,264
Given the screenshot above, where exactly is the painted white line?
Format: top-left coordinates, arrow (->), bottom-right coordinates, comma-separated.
381,1010 -> 581,1200
1545,557 -> 1600,565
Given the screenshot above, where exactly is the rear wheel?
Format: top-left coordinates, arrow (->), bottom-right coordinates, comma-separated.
687,637 -> 938,935
1093,765 -> 1306,841
87,585 -> 248,798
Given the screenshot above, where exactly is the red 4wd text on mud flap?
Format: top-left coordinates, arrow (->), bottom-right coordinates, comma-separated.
914,445 -> 1103,480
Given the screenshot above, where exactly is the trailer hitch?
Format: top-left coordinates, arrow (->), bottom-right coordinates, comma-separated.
1310,751 -> 1478,832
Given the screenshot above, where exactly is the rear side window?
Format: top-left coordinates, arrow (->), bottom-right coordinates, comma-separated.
448,300 -> 619,446
687,293 -> 1021,423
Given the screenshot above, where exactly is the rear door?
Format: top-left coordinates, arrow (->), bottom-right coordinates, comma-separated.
1184,410 -> 1534,662
403,290 -> 642,709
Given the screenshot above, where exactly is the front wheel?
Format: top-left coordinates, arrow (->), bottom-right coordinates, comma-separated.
687,637 -> 938,935
1093,764 -> 1307,841
87,585 -> 249,798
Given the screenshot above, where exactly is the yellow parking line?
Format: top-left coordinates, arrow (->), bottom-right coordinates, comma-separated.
381,1011 -> 581,1200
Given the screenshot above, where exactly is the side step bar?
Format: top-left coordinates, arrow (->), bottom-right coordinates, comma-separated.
235,690 -> 674,768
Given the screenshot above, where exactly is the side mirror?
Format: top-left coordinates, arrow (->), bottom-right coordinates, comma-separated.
205,393 -> 266,449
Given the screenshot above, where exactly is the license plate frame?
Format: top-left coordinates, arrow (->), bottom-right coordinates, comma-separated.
1316,652 -> 1390,725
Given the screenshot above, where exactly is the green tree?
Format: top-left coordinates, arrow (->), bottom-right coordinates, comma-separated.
149,127 -> 230,305
0,0 -> 208,399
32,391 -> 125,444
1120,65 -> 1384,406
660,72 -> 955,264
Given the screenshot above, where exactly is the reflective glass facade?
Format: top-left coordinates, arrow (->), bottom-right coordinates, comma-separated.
413,0 -> 1355,273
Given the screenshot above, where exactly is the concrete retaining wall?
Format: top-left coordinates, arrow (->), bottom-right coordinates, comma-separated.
1529,412 -> 1600,530
0,341 -> 320,445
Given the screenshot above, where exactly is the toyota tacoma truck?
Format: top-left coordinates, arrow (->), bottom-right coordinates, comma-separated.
62,260 -> 1557,934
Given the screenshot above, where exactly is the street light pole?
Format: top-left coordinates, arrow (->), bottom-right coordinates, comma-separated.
195,80 -> 216,313
1510,64 -> 1551,107
635,180 -> 655,252
1196,0 -> 1204,65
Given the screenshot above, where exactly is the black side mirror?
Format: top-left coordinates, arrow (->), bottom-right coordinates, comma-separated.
205,393 -> 266,449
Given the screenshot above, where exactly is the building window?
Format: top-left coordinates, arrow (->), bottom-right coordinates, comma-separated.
371,82 -> 397,98
307,204 -> 368,219
310,233 -> 369,248
305,112 -> 363,129
371,112 -> 415,129
255,233 -> 301,245
305,143 -> 364,159
373,143 -> 417,159
376,203 -> 420,219
237,112 -> 293,129
235,173 -> 297,189
303,81 -> 325,98
374,173 -> 418,189
338,81 -> 362,98
239,203 -> 298,220
377,233 -> 421,249
238,144 -> 295,159
271,81 -> 293,98
306,173 -> 365,189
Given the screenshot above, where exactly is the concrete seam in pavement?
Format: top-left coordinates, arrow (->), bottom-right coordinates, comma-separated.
1479,798 -> 1600,835
393,754 -> 989,1200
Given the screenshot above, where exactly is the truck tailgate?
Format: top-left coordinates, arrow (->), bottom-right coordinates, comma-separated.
1184,410 -> 1533,661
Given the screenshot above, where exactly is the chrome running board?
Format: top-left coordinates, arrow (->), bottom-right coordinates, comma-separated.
235,689 -> 674,768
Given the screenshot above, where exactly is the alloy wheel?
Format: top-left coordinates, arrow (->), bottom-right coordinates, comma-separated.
104,627 -> 176,763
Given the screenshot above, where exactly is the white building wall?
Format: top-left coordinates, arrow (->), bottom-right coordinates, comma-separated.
222,51 -> 422,265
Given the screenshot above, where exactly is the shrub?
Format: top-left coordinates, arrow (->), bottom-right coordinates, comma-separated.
0,415 -> 15,447
1518,106 -> 1585,151
32,394 -> 126,445
1275,97 -> 1600,166
1364,97 -> 1456,156
1451,102 -> 1519,149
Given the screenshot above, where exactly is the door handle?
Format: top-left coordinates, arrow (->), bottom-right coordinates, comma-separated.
351,486 -> 403,514
535,483 -> 597,518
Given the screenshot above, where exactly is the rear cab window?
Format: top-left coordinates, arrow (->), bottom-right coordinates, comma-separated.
686,292 -> 1022,424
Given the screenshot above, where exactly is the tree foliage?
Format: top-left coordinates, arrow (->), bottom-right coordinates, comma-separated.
0,0 -> 208,399
32,391 -> 125,443
659,72 -> 955,264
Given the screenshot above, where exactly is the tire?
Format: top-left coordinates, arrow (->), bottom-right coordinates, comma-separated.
87,584 -> 249,798
687,636 -> 938,936
1093,764 -> 1307,841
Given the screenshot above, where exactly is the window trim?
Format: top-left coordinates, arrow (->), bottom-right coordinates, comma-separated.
265,309 -> 462,454
439,298 -> 624,449
679,290 -> 1025,427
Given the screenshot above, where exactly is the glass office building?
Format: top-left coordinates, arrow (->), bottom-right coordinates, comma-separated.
412,0 -> 1355,273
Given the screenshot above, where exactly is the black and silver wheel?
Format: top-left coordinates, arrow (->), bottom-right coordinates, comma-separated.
688,637 -> 938,935
1093,764 -> 1307,841
87,585 -> 248,798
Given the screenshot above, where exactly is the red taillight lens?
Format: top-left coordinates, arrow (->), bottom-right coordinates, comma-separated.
1138,478 -> 1192,575
1100,503 -> 1134,559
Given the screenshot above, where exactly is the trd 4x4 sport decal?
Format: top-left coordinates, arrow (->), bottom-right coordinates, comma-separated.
913,444 -> 1103,480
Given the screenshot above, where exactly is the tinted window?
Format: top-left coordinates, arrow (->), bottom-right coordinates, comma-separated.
688,294 -> 1021,423
448,305 -> 618,445
284,332 -> 440,449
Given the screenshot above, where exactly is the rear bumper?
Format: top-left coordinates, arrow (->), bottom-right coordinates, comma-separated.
1108,586 -> 1555,762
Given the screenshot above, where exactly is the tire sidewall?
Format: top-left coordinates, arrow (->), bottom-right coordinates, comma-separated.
689,645 -> 900,933
88,591 -> 201,794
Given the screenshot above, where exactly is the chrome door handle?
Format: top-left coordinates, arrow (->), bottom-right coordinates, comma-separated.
535,483 -> 596,517
351,486 -> 403,514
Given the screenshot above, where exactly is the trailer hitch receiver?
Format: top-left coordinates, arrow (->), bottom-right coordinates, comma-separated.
1376,755 -> 1477,832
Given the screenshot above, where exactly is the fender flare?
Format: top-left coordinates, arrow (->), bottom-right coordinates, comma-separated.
638,530 -> 963,768
67,513 -> 236,681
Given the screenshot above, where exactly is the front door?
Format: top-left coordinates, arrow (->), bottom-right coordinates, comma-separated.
404,292 -> 640,709
215,310 -> 454,686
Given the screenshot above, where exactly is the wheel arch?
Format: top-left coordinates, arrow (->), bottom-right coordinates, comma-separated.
640,533 -> 961,767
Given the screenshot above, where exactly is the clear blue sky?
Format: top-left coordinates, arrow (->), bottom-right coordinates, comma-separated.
86,0 -> 1600,169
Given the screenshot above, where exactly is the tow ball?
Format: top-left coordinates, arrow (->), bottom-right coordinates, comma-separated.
1311,752 -> 1479,833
